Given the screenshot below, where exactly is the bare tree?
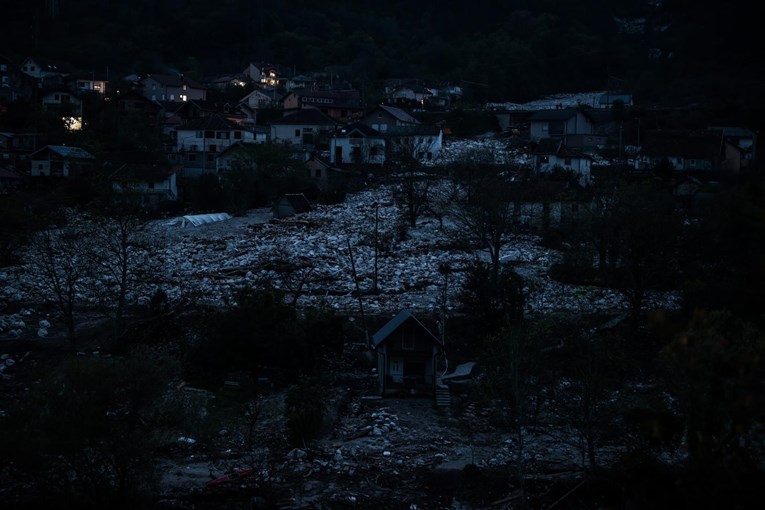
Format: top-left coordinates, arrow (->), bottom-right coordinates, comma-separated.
25,214 -> 93,348
390,135 -> 436,229
450,170 -> 519,283
87,211 -> 151,335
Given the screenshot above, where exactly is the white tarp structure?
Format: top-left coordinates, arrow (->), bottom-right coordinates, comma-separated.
166,213 -> 232,228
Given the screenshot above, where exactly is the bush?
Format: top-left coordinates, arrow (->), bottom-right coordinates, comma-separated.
284,378 -> 325,447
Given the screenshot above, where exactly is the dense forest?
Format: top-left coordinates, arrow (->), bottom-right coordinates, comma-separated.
2,0 -> 763,128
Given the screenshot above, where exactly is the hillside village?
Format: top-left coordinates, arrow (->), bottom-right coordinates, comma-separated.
1,55 -> 764,510
0,57 -> 756,199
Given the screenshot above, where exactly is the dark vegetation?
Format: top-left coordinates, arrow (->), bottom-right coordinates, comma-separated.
1,1 -> 763,130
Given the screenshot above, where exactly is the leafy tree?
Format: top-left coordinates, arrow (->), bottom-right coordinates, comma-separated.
458,260 -> 526,349
661,311 -> 765,473
190,173 -> 225,212
285,376 -> 326,447
0,347 -> 180,508
479,321 -> 543,509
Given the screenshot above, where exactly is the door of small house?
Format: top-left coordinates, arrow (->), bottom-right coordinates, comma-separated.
389,357 -> 404,384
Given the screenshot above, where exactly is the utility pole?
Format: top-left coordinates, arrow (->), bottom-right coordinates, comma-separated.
372,202 -> 379,293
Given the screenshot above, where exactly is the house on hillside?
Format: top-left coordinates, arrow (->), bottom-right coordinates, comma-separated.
305,152 -> 356,188
707,126 -> 757,171
284,74 -> 317,92
504,180 -> 593,230
360,104 -> 420,133
0,55 -> 19,102
70,72 -> 107,95
175,113 -> 254,176
282,89 -> 365,123
270,109 -> 338,149
41,90 -> 82,111
371,309 -> 444,398
529,107 -> 595,143
0,131 -> 40,170
240,88 -> 280,111
388,83 -> 433,107
243,62 -> 281,87
140,74 -> 207,102
359,104 -> 443,163
215,141 -> 265,173
19,57 -> 74,88
30,145 -> 95,177
0,166 -> 23,192
635,130 -> 724,172
109,161 -> 180,204
532,138 -> 593,185
329,122 -> 386,166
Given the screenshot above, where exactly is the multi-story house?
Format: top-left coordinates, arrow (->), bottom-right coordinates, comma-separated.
140,74 -> 207,102
329,122 -> 386,167
29,145 -> 95,177
174,113 -> 254,176
270,109 -> 338,151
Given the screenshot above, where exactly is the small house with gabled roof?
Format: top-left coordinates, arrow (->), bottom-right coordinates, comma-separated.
109,160 -> 180,204
371,309 -> 444,397
360,104 -> 420,133
532,138 -> 593,185
529,107 -> 595,143
30,145 -> 95,177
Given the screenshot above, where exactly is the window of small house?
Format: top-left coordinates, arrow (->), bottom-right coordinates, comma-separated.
541,156 -> 549,163
209,145 -> 217,152
188,154 -> 196,162
564,158 -> 572,165
402,330 -> 415,350
295,129 -> 300,137
190,144 -> 198,151
196,131 -> 203,138
148,182 -> 155,190
216,132 -> 229,139
205,131 -> 214,139
234,131 -> 242,139
206,154 -> 214,162
689,159 -> 696,167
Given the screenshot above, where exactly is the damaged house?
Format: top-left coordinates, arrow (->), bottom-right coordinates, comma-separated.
371,310 -> 444,398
